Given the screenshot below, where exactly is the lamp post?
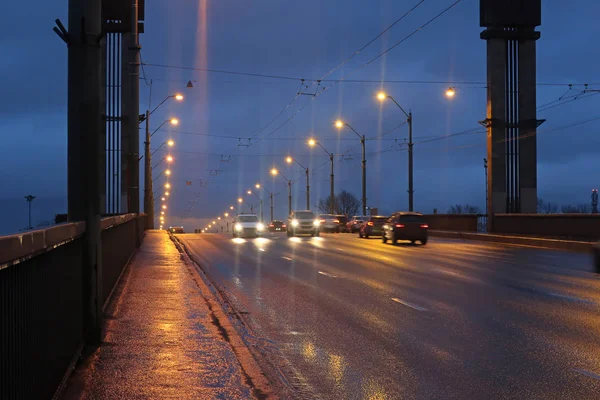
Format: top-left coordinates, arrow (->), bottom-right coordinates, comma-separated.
335,120 -> 366,215
237,197 -> 254,214
308,138 -> 335,213
377,91 -> 414,211
271,168 -> 292,217
139,91 -> 183,229
24,195 -> 35,230
142,117 -> 178,229
286,156 -> 310,210
256,183 -> 274,222
247,188 -> 264,221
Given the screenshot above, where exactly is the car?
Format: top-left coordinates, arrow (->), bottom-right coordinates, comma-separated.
318,214 -> 341,232
594,243 -> 600,272
232,214 -> 265,238
287,210 -> 320,237
268,220 -> 286,232
169,226 -> 184,234
347,215 -> 368,233
358,216 -> 388,238
381,212 -> 428,245
334,215 -> 349,232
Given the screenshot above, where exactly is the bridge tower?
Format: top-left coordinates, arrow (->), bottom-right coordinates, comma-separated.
479,0 -> 545,231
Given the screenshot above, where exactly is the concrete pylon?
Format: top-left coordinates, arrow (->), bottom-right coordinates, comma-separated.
479,0 -> 545,231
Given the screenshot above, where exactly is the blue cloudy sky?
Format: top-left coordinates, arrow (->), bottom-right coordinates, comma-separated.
1,0 -> 600,233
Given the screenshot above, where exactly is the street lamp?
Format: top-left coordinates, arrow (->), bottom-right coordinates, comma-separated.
140,90 -> 184,230
153,154 -> 173,170
335,119 -> 367,215
24,195 -> 35,230
143,116 -> 179,229
153,169 -> 171,183
271,168 -> 292,217
377,91 -> 414,211
286,156 -> 310,210
255,183 -> 275,222
446,87 -> 456,98
165,183 -> 171,189
165,191 -> 170,196
308,138 -> 335,213
151,139 -> 175,157
247,189 -> 264,221
162,205 -> 167,209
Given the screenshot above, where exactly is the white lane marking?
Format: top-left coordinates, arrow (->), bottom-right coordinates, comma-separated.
433,269 -> 483,284
573,369 -> 600,381
336,248 -> 344,251
391,298 -> 428,312
547,292 -> 594,304
318,271 -> 337,278
282,256 -> 293,261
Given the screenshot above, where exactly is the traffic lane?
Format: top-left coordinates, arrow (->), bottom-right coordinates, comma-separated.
181,234 -> 498,398
180,234 -> 600,398
321,233 -> 600,303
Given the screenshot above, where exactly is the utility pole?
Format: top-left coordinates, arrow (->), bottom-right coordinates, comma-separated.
484,158 -> 489,216
407,111 -> 414,212
144,110 -> 154,228
305,167 -> 310,210
592,189 -> 598,214
361,135 -> 367,216
24,195 -> 36,229
330,154 -> 335,214
270,192 -> 274,221
259,198 -> 264,221
66,0 -> 103,344
288,181 -> 292,217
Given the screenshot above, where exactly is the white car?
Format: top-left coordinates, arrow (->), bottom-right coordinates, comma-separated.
232,214 -> 264,238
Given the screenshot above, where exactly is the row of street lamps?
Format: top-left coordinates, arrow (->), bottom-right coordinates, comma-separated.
190,87 -> 458,230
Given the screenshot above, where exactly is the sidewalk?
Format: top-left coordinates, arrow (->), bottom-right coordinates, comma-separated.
62,230 -> 256,399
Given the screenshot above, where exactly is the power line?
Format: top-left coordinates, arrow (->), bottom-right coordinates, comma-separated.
319,0 -> 427,80
141,62 -> 594,88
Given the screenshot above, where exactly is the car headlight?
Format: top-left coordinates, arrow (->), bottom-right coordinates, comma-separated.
257,223 -> 264,231
235,224 -> 243,231
313,220 -> 320,226
291,220 -> 299,227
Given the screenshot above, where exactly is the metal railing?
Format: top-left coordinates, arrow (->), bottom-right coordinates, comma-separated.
0,214 -> 145,400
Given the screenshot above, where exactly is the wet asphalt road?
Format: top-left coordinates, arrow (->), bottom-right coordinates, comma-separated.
178,232 -> 600,400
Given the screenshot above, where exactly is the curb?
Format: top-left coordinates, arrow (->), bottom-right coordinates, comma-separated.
429,230 -> 596,253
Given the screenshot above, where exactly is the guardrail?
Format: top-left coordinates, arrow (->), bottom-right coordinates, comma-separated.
0,214 -> 145,400
492,213 -> 600,240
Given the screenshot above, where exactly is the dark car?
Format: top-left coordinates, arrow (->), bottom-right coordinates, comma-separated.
268,220 -> 286,232
334,215 -> 349,232
347,216 -> 368,233
359,216 -> 388,238
381,212 -> 428,245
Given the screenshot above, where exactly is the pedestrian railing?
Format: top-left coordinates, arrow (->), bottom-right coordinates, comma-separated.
0,214 -> 145,400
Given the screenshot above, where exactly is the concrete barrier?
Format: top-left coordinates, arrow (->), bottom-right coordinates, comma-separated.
492,213 -> 600,240
429,230 -> 596,253
423,214 -> 480,232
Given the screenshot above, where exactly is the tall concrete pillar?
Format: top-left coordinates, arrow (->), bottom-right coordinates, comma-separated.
479,0 -> 543,230
485,37 -> 507,217
518,38 -> 539,213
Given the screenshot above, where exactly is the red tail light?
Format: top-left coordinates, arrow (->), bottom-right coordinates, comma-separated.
269,224 -> 274,227
395,224 -> 405,228
282,224 -> 286,228
333,219 -> 340,224
367,222 -> 374,226
420,224 -> 428,228
320,219 -> 326,223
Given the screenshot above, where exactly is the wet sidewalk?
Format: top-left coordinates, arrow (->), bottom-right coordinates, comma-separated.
62,230 -> 256,399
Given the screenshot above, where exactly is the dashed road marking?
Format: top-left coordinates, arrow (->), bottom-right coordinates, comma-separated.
282,256 -> 293,261
391,298 -> 428,312
318,271 -> 337,278
573,369 -> 600,381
